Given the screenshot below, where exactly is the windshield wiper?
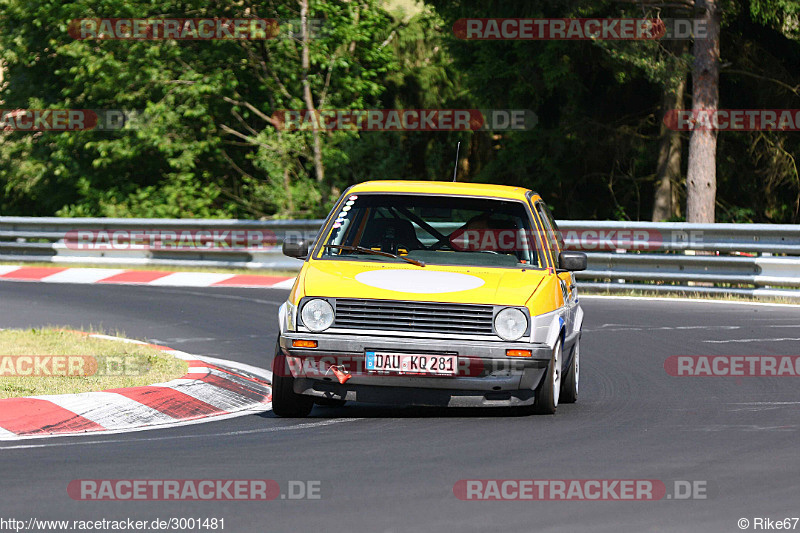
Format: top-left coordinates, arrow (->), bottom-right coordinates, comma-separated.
323,244 -> 425,267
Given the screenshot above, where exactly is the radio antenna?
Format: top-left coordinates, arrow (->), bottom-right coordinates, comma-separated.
452,141 -> 461,182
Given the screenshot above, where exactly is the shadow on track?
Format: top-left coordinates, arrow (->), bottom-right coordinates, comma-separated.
257,403 -> 572,419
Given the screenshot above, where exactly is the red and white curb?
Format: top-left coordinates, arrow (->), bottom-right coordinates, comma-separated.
0,333 -> 274,440
0,265 -> 296,289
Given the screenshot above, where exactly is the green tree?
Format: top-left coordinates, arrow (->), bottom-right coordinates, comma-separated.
0,0 -> 394,218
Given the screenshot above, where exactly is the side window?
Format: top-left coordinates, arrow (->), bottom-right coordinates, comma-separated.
538,202 -> 565,253
533,201 -> 558,268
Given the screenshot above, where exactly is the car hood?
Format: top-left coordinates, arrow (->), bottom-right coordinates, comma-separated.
300,259 -> 546,306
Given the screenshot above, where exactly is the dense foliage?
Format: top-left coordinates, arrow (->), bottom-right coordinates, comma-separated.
1,0 -> 798,222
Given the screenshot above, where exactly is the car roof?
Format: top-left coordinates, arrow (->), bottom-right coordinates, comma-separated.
347,180 -> 541,202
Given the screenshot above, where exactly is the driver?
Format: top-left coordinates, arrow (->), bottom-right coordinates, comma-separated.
456,213 -> 523,256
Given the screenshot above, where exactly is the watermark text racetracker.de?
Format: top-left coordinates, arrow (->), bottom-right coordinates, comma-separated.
446,228 -> 703,252
0,109 -> 145,132
67,18 -> 325,40
68,18 -> 324,40
665,356 -> 800,377
68,479 -> 323,501
64,229 -> 282,251
0,355 -> 150,377
453,479 -> 708,500
271,109 -> 537,132
664,109 -> 800,131
452,18 -> 708,40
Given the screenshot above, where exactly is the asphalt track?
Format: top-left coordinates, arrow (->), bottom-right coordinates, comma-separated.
1,281 -> 799,533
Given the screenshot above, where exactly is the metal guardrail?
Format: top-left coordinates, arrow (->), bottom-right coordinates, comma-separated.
0,217 -> 323,270
556,221 -> 800,300
1,217 -> 799,300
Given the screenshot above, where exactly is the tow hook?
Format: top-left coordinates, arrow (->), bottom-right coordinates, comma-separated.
327,364 -> 352,384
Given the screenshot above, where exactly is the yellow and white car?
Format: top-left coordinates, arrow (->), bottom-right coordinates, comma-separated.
273,181 -> 586,417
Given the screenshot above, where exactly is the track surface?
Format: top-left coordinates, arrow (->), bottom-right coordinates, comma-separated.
1,282 -> 799,532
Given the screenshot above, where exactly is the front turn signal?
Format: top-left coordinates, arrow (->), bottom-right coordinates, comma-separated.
292,339 -> 318,348
506,349 -> 532,358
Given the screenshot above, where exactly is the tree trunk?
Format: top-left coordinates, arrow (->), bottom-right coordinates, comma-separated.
652,74 -> 686,221
686,0 -> 720,223
300,0 -> 326,201
283,166 -> 295,215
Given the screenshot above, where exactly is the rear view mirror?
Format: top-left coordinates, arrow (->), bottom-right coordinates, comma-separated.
558,251 -> 587,272
282,236 -> 310,259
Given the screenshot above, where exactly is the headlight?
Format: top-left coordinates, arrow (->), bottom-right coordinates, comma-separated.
494,308 -> 527,341
301,299 -> 335,332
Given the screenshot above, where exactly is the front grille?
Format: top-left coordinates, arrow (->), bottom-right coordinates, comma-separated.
333,298 -> 495,336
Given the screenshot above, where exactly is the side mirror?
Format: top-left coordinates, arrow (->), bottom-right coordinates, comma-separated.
558,251 -> 587,272
282,236 -> 310,259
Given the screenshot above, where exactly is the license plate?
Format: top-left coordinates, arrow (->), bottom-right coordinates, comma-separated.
365,351 -> 457,375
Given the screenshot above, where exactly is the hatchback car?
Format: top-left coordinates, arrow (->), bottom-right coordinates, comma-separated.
272,181 -> 586,416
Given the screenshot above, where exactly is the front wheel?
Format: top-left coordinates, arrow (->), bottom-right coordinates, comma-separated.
532,339 -> 562,415
560,337 -> 579,404
271,342 -> 314,418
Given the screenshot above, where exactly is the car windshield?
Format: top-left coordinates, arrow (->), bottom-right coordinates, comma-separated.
317,193 -> 544,268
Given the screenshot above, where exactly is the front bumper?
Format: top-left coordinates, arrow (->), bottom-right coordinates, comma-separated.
278,332 -> 555,407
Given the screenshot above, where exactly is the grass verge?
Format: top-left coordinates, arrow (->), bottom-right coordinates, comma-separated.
0,328 -> 189,399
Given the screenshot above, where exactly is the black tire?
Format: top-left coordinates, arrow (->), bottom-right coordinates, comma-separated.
314,397 -> 346,407
560,338 -> 579,404
271,342 -> 314,418
532,339 -> 562,415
